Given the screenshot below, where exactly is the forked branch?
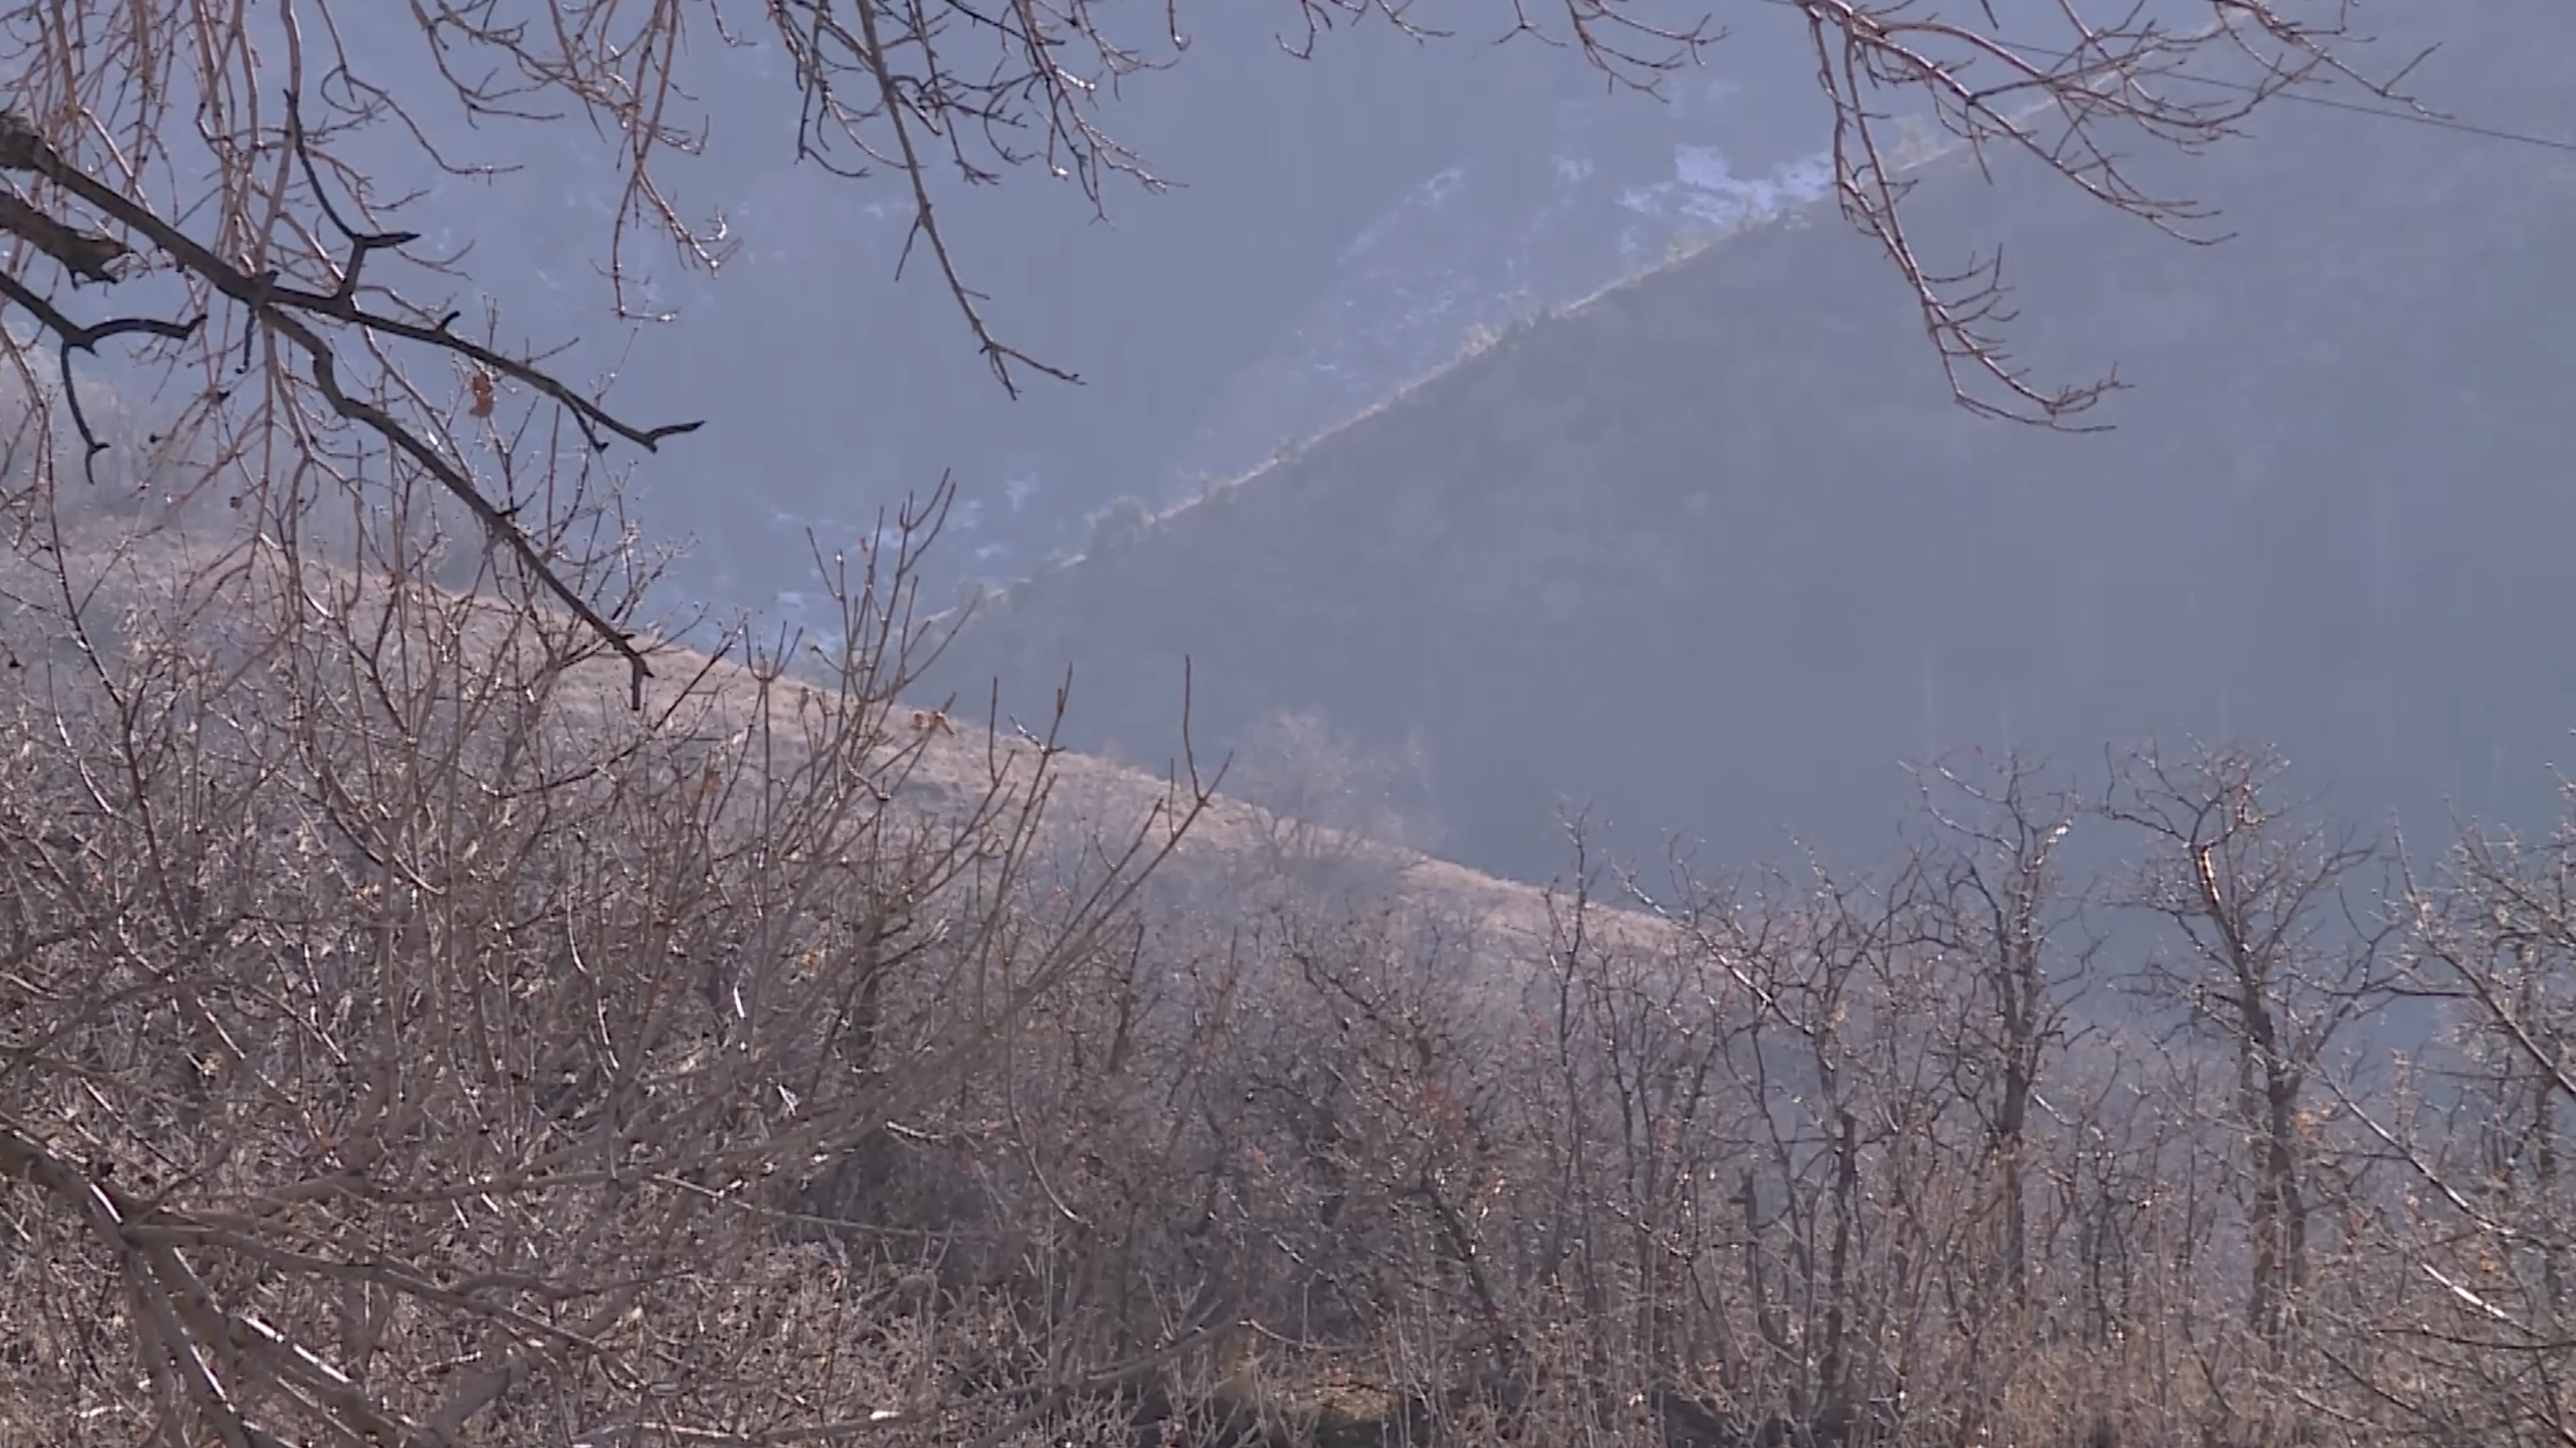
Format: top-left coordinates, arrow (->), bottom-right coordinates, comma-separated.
1,101 -> 695,706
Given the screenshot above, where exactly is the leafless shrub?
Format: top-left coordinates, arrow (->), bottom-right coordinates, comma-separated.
0,418 -> 1223,1444
1225,709 -> 1440,904
2101,744 -> 2397,1367
2323,793 -> 2576,1448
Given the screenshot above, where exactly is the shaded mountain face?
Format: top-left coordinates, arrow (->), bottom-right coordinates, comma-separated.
915,4 -> 2576,885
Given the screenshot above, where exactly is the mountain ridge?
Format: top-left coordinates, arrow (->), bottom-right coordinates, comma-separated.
914,15 -> 2576,885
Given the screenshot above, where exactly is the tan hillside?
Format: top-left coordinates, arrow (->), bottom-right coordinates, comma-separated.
10,482 -> 1656,965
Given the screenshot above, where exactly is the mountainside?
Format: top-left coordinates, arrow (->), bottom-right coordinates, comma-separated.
915,5 -> 2576,885
293,2 -> 1868,631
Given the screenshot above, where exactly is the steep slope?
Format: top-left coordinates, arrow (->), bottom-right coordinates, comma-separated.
916,7 -> 2576,885
0,448 -> 1631,963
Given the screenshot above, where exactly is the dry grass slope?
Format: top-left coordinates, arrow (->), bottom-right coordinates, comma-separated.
19,479 -> 1667,963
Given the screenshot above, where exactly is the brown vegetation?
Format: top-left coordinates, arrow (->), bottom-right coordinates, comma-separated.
6,426 -> 2575,1446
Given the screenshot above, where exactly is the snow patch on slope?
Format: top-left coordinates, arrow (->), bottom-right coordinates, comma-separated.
1157,138 -> 1834,503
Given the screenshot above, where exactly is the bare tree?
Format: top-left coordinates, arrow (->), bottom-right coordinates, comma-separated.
0,460 -> 1226,1446
2101,744 -> 2394,1369
1903,752 -> 2097,1443
2325,797 -> 2576,1448
1227,708 -> 1439,898
1910,753 -> 2090,1306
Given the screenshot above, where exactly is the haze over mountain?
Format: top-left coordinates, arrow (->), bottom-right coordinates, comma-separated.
912,0 -> 2576,887
311,1 -> 1859,626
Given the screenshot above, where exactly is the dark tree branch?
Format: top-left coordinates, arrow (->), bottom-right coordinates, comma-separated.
0,189 -> 130,284
0,104 -> 694,708
0,267 -> 201,481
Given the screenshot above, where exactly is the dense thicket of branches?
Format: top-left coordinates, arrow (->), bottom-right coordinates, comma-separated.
4,440 -> 2571,1445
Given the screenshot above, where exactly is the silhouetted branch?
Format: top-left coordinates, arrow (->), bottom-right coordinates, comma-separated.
1,104 -> 686,705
